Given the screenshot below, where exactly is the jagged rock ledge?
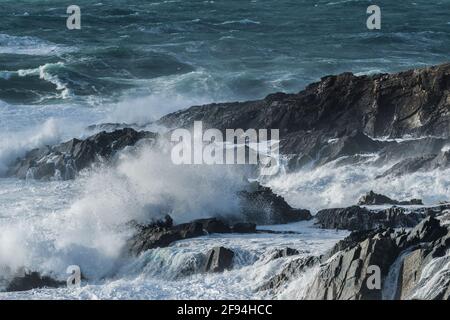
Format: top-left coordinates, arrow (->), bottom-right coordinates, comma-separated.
158,63 -> 450,174
261,213 -> 450,300
127,195 -> 312,255
5,272 -> 65,292
7,63 -> 450,179
315,203 -> 450,231
6,128 -> 158,180
358,191 -> 423,206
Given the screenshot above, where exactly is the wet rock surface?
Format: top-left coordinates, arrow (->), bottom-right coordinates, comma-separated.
358,191 -> 423,206
377,151 -> 450,178
262,214 -> 450,300
7,128 -> 158,180
160,64 -> 450,138
270,247 -> 300,260
203,247 -> 235,273
127,216 -> 253,256
315,206 -> 425,231
8,64 -> 450,180
238,183 -> 312,225
6,272 -> 65,292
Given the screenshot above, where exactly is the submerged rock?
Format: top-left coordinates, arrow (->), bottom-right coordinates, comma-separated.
358,191 -> 423,206
7,128 -> 158,180
203,247 -> 235,273
6,272 -> 64,292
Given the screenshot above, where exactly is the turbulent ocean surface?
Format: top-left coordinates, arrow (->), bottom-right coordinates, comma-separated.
1,0 -> 450,299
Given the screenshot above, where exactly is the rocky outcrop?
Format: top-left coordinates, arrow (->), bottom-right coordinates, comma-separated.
160,64 -> 450,139
238,183 -> 312,224
310,216 -> 450,300
315,206 -> 424,231
128,216 -> 205,255
270,247 -> 301,260
358,191 -> 423,206
7,128 -> 158,180
203,247 -> 234,273
258,256 -> 321,292
128,216 -> 257,255
6,272 -> 64,292
159,64 -> 450,172
231,222 -> 257,233
262,215 -> 450,300
306,229 -> 399,300
127,183 -> 311,256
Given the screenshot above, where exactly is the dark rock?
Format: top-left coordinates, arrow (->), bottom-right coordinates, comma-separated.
7,128 -> 158,180
326,229 -> 384,258
358,191 -> 423,206
306,230 -> 399,300
403,216 -> 448,249
195,218 -> 231,234
6,272 -> 65,292
86,122 -> 146,132
258,256 -> 321,292
238,183 -> 312,225
263,214 -> 450,300
315,206 -> 424,231
377,152 -> 450,178
270,247 -> 300,260
203,247 -> 234,273
232,222 -> 256,233
127,220 -> 203,255
157,215 -> 174,228
128,216 -> 258,256
159,64 -> 450,172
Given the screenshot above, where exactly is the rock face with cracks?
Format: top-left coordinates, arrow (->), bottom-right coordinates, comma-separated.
357,191 -> 423,206
262,214 -> 450,300
159,64 -> 450,173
